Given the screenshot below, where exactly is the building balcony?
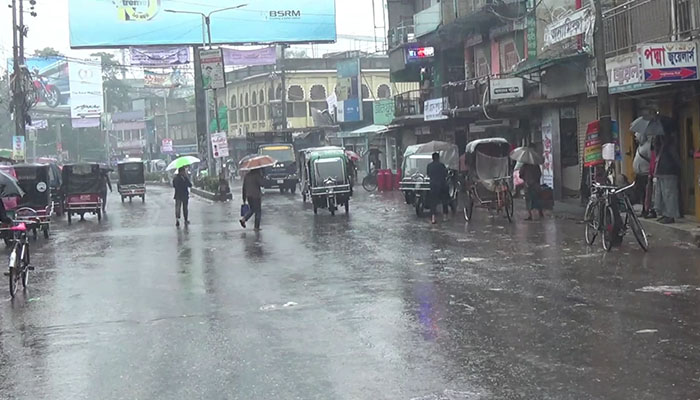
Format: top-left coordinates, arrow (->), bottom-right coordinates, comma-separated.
394,89 -> 430,119
387,20 -> 415,51
603,0 -> 700,57
442,81 -> 485,115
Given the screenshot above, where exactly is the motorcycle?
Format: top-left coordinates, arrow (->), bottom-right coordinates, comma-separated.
32,75 -> 61,108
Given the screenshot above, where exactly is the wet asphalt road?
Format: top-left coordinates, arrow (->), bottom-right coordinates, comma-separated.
1,185 -> 699,399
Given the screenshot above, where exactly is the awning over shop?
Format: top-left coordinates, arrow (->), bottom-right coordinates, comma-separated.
336,124 -> 389,138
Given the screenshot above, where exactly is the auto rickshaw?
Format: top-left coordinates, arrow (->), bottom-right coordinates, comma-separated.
398,141 -> 460,217
117,160 -> 146,202
299,147 -> 352,215
12,163 -> 53,239
62,163 -> 103,224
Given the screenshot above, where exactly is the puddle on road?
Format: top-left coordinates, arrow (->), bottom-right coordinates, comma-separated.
636,285 -> 696,294
410,389 -> 485,400
461,257 -> 485,263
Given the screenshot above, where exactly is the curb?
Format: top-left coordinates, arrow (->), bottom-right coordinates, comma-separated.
191,187 -> 232,202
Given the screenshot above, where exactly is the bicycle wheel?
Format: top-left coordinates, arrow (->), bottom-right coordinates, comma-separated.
602,205 -> 615,252
463,192 -> 474,222
362,175 -> 377,192
584,201 -> 598,245
626,199 -> 649,251
504,189 -> 514,223
8,247 -> 20,297
20,243 -> 29,288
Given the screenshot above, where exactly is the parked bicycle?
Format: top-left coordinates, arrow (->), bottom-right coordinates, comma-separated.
2,222 -> 33,297
362,169 -> 378,192
584,182 -> 648,252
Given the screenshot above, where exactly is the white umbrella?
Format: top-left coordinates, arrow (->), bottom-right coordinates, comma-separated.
510,147 -> 544,165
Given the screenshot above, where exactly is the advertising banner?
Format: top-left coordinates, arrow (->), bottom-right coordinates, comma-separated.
200,49 -> 226,90
12,136 -> 25,161
69,0 -> 337,48
336,59 -> 362,122
223,47 -> 276,66
584,120 -> 621,167
144,70 -> 173,88
210,132 -> 229,158
638,42 -> 698,82
490,77 -> 524,100
130,46 -> 190,66
8,57 -> 69,110
69,57 -> 104,118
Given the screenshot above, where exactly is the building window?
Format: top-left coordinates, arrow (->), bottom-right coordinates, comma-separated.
252,91 -> 257,106
252,105 -> 258,121
259,89 -> 265,104
288,85 -> 304,101
238,109 -> 243,123
230,94 -> 237,108
268,86 -> 275,101
500,38 -> 520,73
276,85 -> 283,100
361,84 -> 370,99
244,93 -> 249,106
245,108 -> 249,122
230,109 -> 237,123
259,105 -> 264,120
310,84 -> 327,100
475,46 -> 489,77
377,84 -> 391,99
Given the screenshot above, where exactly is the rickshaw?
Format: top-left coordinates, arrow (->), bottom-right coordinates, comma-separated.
11,163 -> 53,239
299,147 -> 352,215
462,138 -> 514,222
62,163 -> 103,224
117,160 -> 146,202
398,141 -> 460,217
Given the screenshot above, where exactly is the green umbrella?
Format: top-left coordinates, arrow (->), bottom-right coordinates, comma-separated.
166,156 -> 201,171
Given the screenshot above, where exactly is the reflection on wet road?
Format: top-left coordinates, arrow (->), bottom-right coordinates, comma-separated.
1,185 -> 699,399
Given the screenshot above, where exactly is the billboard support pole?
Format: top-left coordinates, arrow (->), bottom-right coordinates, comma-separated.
193,46 -> 210,175
11,0 -> 27,139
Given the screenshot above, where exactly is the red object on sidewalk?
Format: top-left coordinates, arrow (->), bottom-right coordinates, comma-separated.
394,169 -> 402,190
378,169 -> 388,191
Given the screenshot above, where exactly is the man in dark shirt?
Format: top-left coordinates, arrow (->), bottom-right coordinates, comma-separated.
173,167 -> 192,227
427,152 -> 449,224
240,168 -> 264,230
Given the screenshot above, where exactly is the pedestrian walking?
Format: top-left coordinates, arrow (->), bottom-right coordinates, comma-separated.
633,132 -> 653,217
520,163 -> 544,220
653,135 -> 681,224
427,152 -> 449,224
100,169 -> 113,212
240,168 -> 264,230
173,166 -> 192,227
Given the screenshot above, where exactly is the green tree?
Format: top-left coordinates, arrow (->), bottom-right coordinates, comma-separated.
91,52 -> 131,112
32,47 -> 63,58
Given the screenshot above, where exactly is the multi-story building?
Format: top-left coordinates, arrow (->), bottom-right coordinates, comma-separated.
225,55 -> 417,169
387,0 -> 700,219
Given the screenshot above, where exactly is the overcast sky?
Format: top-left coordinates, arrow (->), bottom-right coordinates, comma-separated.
0,0 -> 386,63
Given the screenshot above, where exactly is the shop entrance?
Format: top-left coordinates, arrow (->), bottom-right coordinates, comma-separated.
679,104 -> 699,217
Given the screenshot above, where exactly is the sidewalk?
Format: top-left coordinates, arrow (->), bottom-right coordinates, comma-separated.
540,197 -> 700,247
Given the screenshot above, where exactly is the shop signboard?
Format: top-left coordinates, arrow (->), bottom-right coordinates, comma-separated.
606,52 -> 655,93
490,77 -> 524,100
424,98 -> 448,121
406,46 -> 434,63
336,59 -> 362,122
542,123 -> 554,188
543,7 -> 594,47
372,99 -> 395,125
639,42 -> 698,82
584,120 -> 621,167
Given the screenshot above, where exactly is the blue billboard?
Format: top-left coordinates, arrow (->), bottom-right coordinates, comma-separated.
69,0 -> 337,48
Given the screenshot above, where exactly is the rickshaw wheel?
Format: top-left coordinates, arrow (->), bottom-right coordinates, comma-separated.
415,198 -> 424,217
464,193 -> 474,222
4,238 -> 12,247
504,190 -> 514,223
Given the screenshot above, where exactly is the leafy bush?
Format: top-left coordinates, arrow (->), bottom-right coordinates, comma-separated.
196,176 -> 220,193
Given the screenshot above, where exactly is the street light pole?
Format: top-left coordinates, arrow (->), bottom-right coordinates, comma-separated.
165,4 -> 246,175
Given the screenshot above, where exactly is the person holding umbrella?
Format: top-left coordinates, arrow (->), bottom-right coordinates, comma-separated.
166,156 -> 200,227
238,155 -> 276,230
511,145 -> 544,221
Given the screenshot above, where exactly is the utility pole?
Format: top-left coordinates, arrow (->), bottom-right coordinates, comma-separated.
11,0 -> 26,140
280,44 -> 288,130
593,0 -> 612,145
